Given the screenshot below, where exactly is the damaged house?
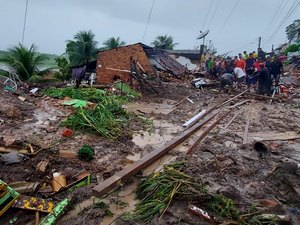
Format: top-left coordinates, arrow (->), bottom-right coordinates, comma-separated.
96,43 -> 187,84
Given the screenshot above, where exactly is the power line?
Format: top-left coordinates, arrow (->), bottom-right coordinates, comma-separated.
202,0 -> 214,30
214,0 -> 240,39
22,0 -> 29,45
264,0 -> 285,34
264,0 -> 300,45
262,0 -> 290,46
207,0 -> 221,29
142,0 -> 156,42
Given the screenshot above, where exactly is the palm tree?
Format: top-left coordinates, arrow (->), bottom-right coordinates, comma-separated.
0,43 -> 48,81
103,37 -> 126,50
286,19 -> 300,42
151,35 -> 178,50
66,30 -> 98,66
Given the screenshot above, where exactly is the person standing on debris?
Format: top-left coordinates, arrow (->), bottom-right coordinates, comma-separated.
258,48 -> 266,61
257,63 -> 272,95
219,72 -> 235,93
253,58 -> 262,73
245,53 -> 257,91
201,53 -> 207,67
243,51 -> 249,60
265,56 -> 272,71
205,57 -> 211,74
236,54 -> 246,71
270,56 -> 283,87
208,58 -> 216,79
234,67 -> 246,89
253,51 -> 258,59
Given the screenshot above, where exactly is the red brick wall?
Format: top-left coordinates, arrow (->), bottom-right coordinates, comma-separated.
96,43 -> 155,84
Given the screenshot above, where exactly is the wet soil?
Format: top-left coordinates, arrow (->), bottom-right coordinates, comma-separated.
1,78 -> 300,225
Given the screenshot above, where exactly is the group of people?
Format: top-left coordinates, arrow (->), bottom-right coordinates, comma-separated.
204,48 -> 284,95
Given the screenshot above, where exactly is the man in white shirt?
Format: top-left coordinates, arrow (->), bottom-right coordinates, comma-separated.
234,67 -> 246,89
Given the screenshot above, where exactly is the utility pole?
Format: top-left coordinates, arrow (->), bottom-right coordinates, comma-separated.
22,0 -> 29,45
258,36 -> 261,50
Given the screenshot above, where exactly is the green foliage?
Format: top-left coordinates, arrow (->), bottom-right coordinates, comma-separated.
45,87 -> 129,138
102,36 -> 126,50
284,43 -> 300,54
78,144 -> 94,162
61,101 -> 128,139
122,161 -> 280,224
151,35 -> 178,50
92,201 -> 114,216
122,161 -> 206,223
54,56 -> 71,80
209,194 -> 240,220
66,30 -> 98,66
44,87 -> 107,102
27,75 -> 44,83
113,82 -> 140,97
0,43 -> 48,81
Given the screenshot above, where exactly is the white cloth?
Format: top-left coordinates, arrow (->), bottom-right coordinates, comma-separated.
234,67 -> 246,78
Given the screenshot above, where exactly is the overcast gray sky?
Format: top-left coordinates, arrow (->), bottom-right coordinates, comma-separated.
0,0 -> 299,56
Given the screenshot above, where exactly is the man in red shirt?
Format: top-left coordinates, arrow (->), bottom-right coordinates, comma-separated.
235,53 -> 246,71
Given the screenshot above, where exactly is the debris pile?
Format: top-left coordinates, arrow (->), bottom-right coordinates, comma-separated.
0,60 -> 300,225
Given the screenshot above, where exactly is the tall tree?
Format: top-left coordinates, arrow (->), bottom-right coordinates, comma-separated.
103,37 -> 126,50
66,30 -> 98,66
0,43 -> 48,81
286,19 -> 300,42
151,35 -> 178,50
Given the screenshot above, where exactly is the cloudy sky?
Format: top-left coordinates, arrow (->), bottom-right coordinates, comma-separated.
0,0 -> 299,56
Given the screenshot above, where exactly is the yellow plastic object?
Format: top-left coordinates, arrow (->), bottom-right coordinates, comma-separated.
12,195 -> 54,213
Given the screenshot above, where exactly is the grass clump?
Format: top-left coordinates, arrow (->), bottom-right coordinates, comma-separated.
209,194 -> 240,220
113,82 -> 141,97
44,87 -> 107,102
61,100 -> 129,139
45,87 -> 130,138
78,144 -> 94,162
92,201 -> 114,217
122,161 -> 279,225
122,161 -> 206,223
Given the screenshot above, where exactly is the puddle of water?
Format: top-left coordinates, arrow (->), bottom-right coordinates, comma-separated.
132,120 -> 182,149
57,197 -> 97,224
143,155 -> 177,176
100,181 -> 138,225
124,101 -> 175,115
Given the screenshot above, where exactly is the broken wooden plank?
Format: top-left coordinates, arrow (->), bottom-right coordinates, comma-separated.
182,110 -> 207,128
37,160 -> 49,173
229,100 -> 251,109
222,111 -> 240,131
237,131 -> 300,142
93,112 -> 219,197
232,89 -> 279,101
58,150 -> 77,159
243,115 -> 251,145
269,89 -> 277,105
174,94 -> 192,107
186,108 -> 234,155
9,181 -> 39,194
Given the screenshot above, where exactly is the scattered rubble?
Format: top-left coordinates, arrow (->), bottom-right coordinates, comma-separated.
0,61 -> 300,225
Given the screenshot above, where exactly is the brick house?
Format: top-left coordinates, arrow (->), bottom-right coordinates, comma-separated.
96,43 -> 186,84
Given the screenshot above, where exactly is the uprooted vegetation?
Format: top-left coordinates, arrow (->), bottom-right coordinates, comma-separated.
44,87 -> 137,138
120,161 -> 281,225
